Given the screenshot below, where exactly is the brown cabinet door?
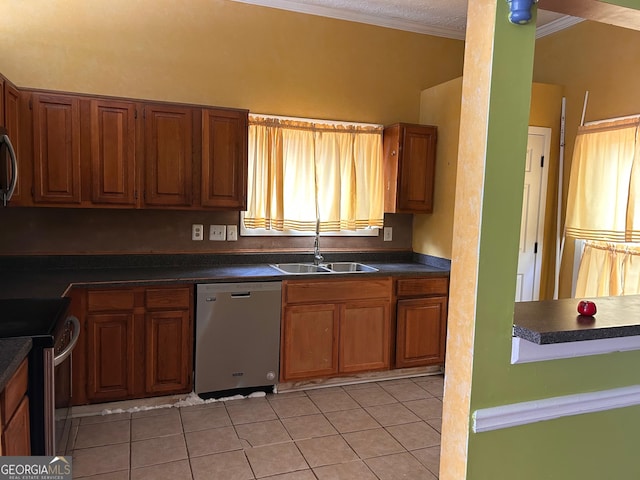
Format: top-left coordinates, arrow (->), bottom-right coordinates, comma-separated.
145,309 -> 192,395
143,104 -> 193,206
87,312 -> 135,402
3,81 -> 27,205
281,304 -> 339,381
2,396 -> 30,456
397,125 -> 437,212
90,99 -> 137,205
396,296 -> 447,368
201,108 -> 247,209
32,93 -> 82,204
339,300 -> 390,373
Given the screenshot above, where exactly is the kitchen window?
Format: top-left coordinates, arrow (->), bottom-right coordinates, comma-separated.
242,114 -> 384,236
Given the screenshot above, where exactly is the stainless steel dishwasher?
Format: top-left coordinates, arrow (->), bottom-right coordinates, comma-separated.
195,282 -> 282,397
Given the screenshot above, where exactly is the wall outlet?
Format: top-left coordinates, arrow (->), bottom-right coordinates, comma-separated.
209,225 -> 226,241
192,224 -> 204,241
383,226 -> 393,241
227,225 -> 238,241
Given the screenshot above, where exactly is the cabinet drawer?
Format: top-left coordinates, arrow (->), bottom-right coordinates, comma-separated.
1,358 -> 28,426
285,278 -> 392,304
397,277 -> 448,297
87,289 -> 136,312
145,287 -> 191,310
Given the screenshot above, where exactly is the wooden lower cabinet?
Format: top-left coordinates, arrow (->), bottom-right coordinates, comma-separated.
396,297 -> 447,368
395,277 -> 449,368
282,304 -> 338,380
73,285 -> 193,405
86,312 -> 136,402
281,278 -> 392,382
3,396 -> 30,456
145,309 -> 191,394
1,358 -> 30,456
340,301 -> 390,373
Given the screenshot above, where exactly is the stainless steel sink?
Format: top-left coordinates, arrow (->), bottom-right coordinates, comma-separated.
270,262 -> 378,274
324,262 -> 379,273
270,263 -> 332,274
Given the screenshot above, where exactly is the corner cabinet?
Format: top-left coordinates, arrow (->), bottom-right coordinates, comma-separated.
71,285 -> 193,405
383,123 -> 437,213
280,278 -> 392,382
395,276 -> 448,368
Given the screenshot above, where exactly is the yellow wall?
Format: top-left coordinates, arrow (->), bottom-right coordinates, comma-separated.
0,0 -> 464,126
415,79 -> 562,298
415,77 -> 463,260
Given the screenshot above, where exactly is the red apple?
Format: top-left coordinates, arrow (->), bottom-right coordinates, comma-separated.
577,300 -> 597,316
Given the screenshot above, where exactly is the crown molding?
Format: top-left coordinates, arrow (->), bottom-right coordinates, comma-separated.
231,0 -> 582,41
536,15 -> 584,38
229,0 -> 466,39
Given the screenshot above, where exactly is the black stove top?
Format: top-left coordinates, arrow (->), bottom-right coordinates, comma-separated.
0,298 -> 71,347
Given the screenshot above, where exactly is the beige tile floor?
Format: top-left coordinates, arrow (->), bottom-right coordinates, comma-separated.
69,375 -> 443,480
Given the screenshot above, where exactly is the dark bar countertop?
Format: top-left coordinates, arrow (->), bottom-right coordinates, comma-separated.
513,295 -> 640,345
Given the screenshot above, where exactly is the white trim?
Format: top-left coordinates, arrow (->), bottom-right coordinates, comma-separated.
473,385 -> 640,433
511,335 -> 640,364
535,16 -> 584,39
231,0 -> 581,40
230,0 -> 466,39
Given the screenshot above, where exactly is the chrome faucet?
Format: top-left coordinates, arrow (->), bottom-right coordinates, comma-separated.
313,232 -> 324,266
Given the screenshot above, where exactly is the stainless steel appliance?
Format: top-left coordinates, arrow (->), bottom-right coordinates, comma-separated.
0,126 -> 18,206
195,282 -> 282,397
0,298 -> 81,455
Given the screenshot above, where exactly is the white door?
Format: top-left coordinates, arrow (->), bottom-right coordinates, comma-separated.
515,127 -> 551,302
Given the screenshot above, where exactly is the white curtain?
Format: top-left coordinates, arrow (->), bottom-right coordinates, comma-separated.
575,240 -> 640,297
245,115 -> 384,232
565,118 -> 640,242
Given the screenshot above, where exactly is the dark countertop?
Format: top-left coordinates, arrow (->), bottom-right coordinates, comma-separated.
513,295 -> 640,344
0,337 -> 32,391
0,252 -> 450,299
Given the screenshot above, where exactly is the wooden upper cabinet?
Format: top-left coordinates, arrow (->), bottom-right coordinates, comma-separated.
90,99 -> 137,206
384,123 -> 437,213
143,104 -> 194,207
32,93 -> 82,204
1,79 -> 28,205
201,108 -> 248,209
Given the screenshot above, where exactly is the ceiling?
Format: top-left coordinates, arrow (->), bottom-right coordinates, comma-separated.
230,0 -> 583,39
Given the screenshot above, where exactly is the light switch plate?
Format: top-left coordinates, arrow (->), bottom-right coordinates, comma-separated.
227,225 -> 238,241
209,225 -> 226,241
383,226 -> 393,241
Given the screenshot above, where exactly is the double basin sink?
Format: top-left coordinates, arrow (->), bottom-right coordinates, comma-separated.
270,262 -> 378,275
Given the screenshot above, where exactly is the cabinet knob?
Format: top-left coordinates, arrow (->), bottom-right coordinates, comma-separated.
391,150 -> 397,156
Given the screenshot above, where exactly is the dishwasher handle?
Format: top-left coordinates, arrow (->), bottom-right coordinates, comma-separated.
231,292 -> 251,298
